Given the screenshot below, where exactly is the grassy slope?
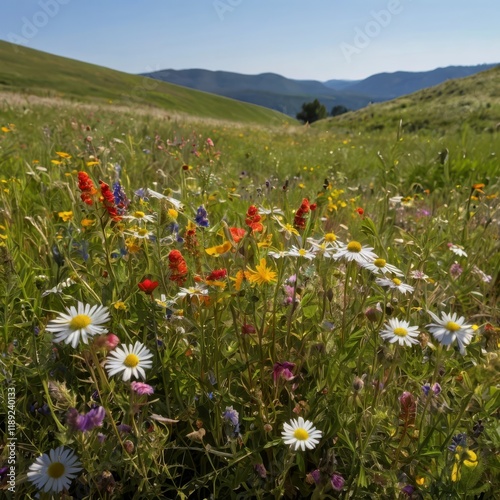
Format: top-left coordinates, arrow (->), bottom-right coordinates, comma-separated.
318,65 -> 500,134
0,40 -> 294,126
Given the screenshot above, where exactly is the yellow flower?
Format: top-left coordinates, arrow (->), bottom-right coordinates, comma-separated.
168,209 -> 178,220
231,270 -> 250,291
114,301 -> 128,311
51,160 -> 62,165
205,241 -> 232,257
81,218 -> 95,228
56,151 -> 72,159
415,476 -> 425,486
246,258 -> 277,286
86,161 -> 100,167
1,126 -> 11,133
58,211 -> 74,222
452,446 -> 478,482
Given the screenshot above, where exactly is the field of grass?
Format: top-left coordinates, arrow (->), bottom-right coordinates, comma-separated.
0,41 -> 293,127
0,62 -> 500,499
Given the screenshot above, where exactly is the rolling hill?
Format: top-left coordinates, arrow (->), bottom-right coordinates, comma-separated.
0,41 -> 293,126
143,65 -> 498,117
316,65 -> 500,134
141,68 -> 375,116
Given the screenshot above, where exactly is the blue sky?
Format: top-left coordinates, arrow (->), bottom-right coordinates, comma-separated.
1,0 -> 499,81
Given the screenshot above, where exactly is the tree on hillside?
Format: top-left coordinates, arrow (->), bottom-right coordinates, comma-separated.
331,105 -> 350,117
296,99 -> 327,123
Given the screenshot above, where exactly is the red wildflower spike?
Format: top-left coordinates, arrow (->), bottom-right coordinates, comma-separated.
78,171 -> 97,205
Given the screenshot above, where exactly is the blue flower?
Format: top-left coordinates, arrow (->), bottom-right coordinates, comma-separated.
195,205 -> 210,227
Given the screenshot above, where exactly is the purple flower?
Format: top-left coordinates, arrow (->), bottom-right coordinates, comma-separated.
223,406 -> 240,437
66,406 -> 105,432
254,463 -> 267,479
117,423 -> 132,434
432,382 -> 441,395
113,181 -> 130,215
331,473 -> 345,491
131,382 -> 154,395
310,469 -> 321,485
401,485 -> 415,496
195,205 -> 210,227
449,262 -> 463,279
84,406 -> 105,430
273,362 -> 296,383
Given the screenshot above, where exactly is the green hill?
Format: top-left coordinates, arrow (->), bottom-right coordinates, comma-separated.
0,41 -> 293,126
317,65 -> 500,134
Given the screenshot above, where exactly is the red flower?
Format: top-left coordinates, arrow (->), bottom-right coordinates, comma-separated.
138,278 -> 159,295
245,205 -> 263,232
99,180 -> 121,221
294,198 -> 310,230
77,171 -> 97,205
168,250 -> 188,285
229,227 -> 246,243
355,207 -> 364,216
206,269 -> 227,281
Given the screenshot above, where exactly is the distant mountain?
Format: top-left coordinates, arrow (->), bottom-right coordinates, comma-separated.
323,79 -> 361,90
343,64 -> 499,100
142,69 -> 375,116
143,65 -> 498,117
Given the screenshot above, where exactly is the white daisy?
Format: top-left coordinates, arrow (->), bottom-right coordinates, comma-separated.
426,311 -> 474,355
376,277 -> 414,295
362,257 -> 404,276
27,446 -> 82,493
286,246 -> 316,260
268,249 -> 289,259
176,285 -> 209,299
331,240 -> 378,264
123,210 -> 156,223
282,416 -> 322,451
448,243 -> 467,258
106,341 -> 153,381
380,318 -> 420,347
46,302 -> 110,348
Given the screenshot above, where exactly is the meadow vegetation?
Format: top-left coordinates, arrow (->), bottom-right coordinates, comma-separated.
0,83 -> 499,499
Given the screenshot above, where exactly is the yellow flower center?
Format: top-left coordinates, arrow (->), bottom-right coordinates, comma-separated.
392,278 -> 402,286
298,249 -> 307,256
374,258 -> 386,268
446,321 -> 461,331
134,211 -> 145,218
347,241 -> 362,253
393,327 -> 408,337
293,428 -> 309,441
47,462 -> 65,479
325,233 -> 336,242
124,354 -> 140,368
69,314 -> 92,330
138,228 -> 149,236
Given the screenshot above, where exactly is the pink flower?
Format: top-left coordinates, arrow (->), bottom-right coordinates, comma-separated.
273,362 -> 296,383
94,333 -> 120,350
131,381 -> 154,395
206,138 -> 214,147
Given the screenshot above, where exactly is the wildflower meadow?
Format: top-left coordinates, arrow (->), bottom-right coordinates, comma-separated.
0,100 -> 499,499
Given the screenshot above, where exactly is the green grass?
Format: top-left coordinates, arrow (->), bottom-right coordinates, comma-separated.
0,41 -> 294,126
0,61 -> 499,499
317,65 -> 500,134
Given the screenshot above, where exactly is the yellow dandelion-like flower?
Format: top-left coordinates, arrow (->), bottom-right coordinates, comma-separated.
81,218 -> 95,228
58,211 -> 74,222
56,152 -> 72,159
231,270 -> 250,291
246,258 -> 277,286
205,241 -> 232,257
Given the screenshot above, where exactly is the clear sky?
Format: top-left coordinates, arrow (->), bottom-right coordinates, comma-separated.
1,0 -> 498,81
